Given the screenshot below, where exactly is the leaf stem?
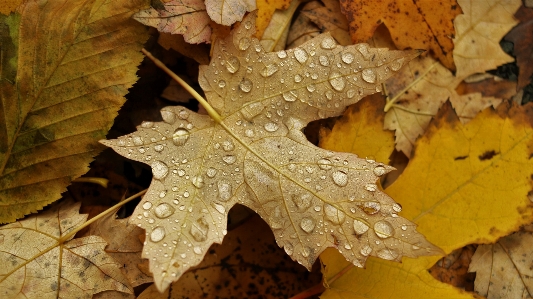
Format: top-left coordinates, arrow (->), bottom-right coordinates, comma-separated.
72,177 -> 109,188
59,189 -> 147,242
141,48 -> 222,123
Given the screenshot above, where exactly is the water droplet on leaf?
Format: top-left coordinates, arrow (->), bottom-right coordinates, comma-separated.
294,47 -> 308,63
332,170 -> 348,186
362,69 -> 376,83
300,218 -> 315,233
374,220 -> 394,239
150,227 -> 165,242
151,161 -> 169,180
173,128 -> 190,146
239,78 -> 253,93
353,219 -> 370,234
154,203 -> 175,218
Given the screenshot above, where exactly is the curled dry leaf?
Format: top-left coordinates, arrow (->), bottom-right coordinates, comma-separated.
469,232 -> 533,299
102,12 -> 441,291
300,0 -> 351,46
286,3 -> 321,49
321,102 -> 533,298
0,201 -> 132,298
453,0 -> 521,79
339,0 -> 461,69
0,0 -> 148,223
133,0 -> 212,44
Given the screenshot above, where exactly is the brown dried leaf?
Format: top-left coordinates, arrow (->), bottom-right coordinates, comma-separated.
138,214 -> 321,298
0,201 -> 132,298
505,5 -> 533,90
300,0 -> 351,46
469,232 -> 533,299
286,4 -> 321,49
259,0 -> 300,52
82,209 -> 153,288
102,12 -> 440,291
205,0 -> 256,26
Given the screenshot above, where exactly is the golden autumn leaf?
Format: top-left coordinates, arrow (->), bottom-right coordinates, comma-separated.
0,0 -> 148,223
138,214 -> 321,298
0,0 -> 22,15
453,0 -> 521,79
320,102 -> 533,298
319,94 -> 395,165
339,0 -> 461,69
0,200 -> 132,298
469,231 -> 533,299
255,0 -> 291,39
102,12 -> 441,291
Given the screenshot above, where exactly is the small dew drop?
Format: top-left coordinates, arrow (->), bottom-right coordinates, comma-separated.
133,136 -> 143,146
222,140 -> 234,151
161,110 -> 176,124
206,167 -> 218,178
150,227 -> 165,242
374,220 -> 394,239
320,37 -> 336,49
393,203 -> 402,212
154,203 -> 175,219
332,170 -> 348,187
218,180 -> 232,201
284,244 -> 294,255
225,56 -> 240,73
391,58 -> 405,71
178,110 -> 189,119
294,74 -> 302,82
261,64 -> 278,77
192,176 -> 204,188
362,69 -> 377,83
365,184 -> 377,192
319,55 -> 329,66
300,218 -> 315,233
239,79 -> 253,93
401,224 -> 408,231
190,217 -> 209,242
360,245 -> 372,256
172,128 -> 190,146
360,201 -> 381,214
373,165 -> 386,176
307,84 -> 316,92
318,158 -> 332,170
294,48 -> 308,64
213,203 -> 226,214
282,90 -> 298,102
154,144 -> 164,152
142,202 -> 152,210
264,122 -> 279,132
222,155 -> 236,164
329,71 -> 346,91
151,161 -> 169,180
277,50 -> 287,58
238,37 -> 251,50
353,219 -> 370,235
341,52 -> 355,64
324,204 -> 345,224
377,248 -> 399,260
193,246 -> 202,255
218,80 -> 226,88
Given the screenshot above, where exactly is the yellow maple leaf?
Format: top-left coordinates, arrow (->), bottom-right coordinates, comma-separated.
0,0 -> 148,223
320,102 -> 533,298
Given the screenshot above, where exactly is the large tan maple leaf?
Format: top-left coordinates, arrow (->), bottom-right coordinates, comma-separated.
102,12 -> 441,291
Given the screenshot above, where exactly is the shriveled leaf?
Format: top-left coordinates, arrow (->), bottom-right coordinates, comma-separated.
453,0 -> 521,79
102,12 -> 440,291
0,0 -> 148,223
259,0 -> 300,52
505,5 -> 533,90
138,214 -> 321,298
319,94 -> 395,165
133,0 -> 211,44
0,200 -> 132,298
82,209 -> 153,287
469,231 -> 533,299
321,102 -> 533,298
339,0 -> 461,69
300,0 -> 351,46
205,0 -> 256,26
384,56 -> 501,156
255,0 -> 291,39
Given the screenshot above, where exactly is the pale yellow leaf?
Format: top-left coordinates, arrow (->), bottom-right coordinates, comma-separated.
205,0 -> 256,26
259,0 -> 300,52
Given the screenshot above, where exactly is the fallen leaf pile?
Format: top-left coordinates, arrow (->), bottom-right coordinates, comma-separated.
2,0 -> 533,298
